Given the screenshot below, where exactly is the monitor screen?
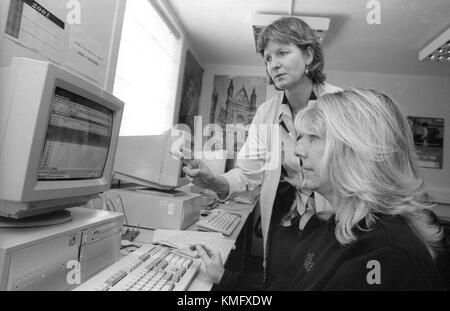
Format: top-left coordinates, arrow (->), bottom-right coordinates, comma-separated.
37,87 -> 113,181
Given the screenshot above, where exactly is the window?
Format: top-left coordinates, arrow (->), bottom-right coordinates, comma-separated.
113,0 -> 182,136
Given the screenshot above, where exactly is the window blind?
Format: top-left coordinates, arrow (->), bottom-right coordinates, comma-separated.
113,0 -> 182,136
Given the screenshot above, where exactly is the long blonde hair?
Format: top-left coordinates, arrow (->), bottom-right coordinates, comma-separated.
295,88 -> 442,256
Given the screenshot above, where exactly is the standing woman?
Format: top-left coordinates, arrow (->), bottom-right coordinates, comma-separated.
184,17 -> 340,287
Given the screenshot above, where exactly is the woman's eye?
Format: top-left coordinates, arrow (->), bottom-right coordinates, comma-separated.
309,135 -> 320,142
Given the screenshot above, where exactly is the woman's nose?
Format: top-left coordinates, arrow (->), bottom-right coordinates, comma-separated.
268,58 -> 281,71
294,142 -> 306,161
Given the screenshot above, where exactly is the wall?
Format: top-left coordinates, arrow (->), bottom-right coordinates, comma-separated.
199,65 -> 450,203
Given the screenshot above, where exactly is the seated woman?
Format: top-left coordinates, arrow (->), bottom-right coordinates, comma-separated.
194,88 -> 446,290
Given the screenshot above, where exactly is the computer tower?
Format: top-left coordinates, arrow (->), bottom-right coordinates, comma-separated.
0,207 -> 123,291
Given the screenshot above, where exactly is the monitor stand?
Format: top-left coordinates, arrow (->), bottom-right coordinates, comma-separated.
0,210 -> 73,228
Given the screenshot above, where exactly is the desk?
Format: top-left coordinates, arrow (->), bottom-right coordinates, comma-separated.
124,200 -> 257,291
433,203 -> 450,223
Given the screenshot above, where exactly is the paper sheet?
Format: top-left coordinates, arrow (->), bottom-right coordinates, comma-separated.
65,26 -> 107,83
5,0 -> 65,63
152,229 -> 235,262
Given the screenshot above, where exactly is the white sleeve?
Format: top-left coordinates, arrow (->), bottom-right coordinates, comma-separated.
221,108 -> 280,199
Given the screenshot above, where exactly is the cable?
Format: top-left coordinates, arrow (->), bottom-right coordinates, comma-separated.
116,195 -> 141,242
116,195 -> 129,227
106,199 -> 117,213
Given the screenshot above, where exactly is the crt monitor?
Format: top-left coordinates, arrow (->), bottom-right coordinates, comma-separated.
113,130 -> 190,190
0,57 -> 124,220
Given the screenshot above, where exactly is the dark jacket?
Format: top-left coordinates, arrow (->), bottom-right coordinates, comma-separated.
268,214 -> 445,290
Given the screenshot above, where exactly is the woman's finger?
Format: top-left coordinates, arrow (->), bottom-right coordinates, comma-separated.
183,166 -> 200,177
195,245 -> 211,263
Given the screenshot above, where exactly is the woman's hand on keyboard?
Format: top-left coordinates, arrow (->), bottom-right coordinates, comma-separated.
191,244 -> 225,284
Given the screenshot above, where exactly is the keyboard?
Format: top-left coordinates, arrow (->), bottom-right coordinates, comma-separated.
74,244 -> 199,291
196,210 -> 241,236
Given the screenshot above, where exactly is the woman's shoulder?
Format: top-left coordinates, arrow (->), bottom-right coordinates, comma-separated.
345,216 -> 444,289
356,215 -> 424,250
352,215 -> 439,270
252,92 -> 285,122
257,91 -> 284,110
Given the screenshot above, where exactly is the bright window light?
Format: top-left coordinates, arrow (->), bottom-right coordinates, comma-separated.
113,0 -> 182,136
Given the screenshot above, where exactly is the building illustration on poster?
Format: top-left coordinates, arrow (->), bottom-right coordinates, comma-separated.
408,116 -> 444,169
210,75 -> 266,153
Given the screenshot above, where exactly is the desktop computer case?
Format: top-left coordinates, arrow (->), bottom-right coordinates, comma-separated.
0,207 -> 123,291
104,189 -> 203,230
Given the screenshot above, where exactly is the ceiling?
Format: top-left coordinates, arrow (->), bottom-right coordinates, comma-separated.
167,0 -> 450,76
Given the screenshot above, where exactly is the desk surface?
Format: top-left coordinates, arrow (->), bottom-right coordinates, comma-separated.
126,200 -> 257,291
433,203 -> 450,222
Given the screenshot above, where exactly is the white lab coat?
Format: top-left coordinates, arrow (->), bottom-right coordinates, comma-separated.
222,82 -> 341,262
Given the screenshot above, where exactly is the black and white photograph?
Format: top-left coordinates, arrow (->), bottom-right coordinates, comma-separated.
0,0 -> 449,298
408,116 -> 445,169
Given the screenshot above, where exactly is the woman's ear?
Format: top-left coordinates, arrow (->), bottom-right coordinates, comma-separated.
305,46 -> 314,66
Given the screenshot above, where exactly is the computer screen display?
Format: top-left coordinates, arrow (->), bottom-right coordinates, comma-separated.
37,87 -> 113,181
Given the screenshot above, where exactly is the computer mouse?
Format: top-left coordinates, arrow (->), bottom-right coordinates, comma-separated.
200,210 -> 211,217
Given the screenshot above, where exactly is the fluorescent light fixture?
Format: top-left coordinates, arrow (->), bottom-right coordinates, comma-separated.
251,14 -> 330,51
419,27 -> 450,62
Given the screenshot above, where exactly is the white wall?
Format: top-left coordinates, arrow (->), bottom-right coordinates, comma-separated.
199,65 -> 450,203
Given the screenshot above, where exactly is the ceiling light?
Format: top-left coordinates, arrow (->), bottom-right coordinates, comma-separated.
251,13 -> 330,51
419,27 -> 450,61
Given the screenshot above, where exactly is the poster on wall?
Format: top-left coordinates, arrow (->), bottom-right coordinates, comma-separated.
177,50 -> 204,134
210,75 -> 267,154
4,0 -> 66,63
407,116 -> 444,169
65,26 -> 107,84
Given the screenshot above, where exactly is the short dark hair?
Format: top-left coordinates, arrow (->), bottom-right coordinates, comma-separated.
257,17 -> 326,85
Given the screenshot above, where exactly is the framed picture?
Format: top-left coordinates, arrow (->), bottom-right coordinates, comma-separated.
210,75 -> 267,154
177,50 -> 204,133
407,116 -> 444,169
